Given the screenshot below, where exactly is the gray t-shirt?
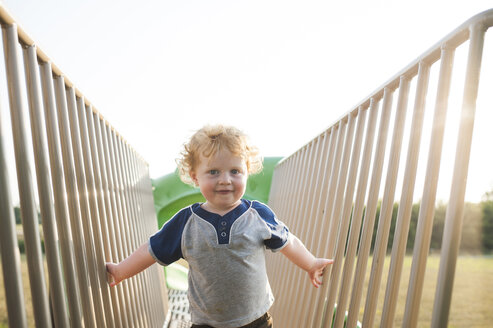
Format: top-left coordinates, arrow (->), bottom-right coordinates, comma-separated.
149,199 -> 291,328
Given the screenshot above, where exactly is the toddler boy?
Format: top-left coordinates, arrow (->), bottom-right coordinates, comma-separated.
106,124 -> 333,328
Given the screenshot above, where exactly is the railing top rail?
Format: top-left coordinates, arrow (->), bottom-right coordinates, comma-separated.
276,8 -> 493,167
0,3 -> 147,164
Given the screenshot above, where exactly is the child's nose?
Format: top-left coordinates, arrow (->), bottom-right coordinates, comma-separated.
218,172 -> 232,183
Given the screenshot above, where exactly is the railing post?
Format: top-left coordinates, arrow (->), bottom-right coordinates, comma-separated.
23,43 -> 69,328
346,88 -> 394,328
93,111 -> 130,327
0,84 -> 27,328
311,120 -> 347,328
334,97 -> 379,328
432,21 -> 486,328
381,60 -> 431,327
54,75 -> 103,327
403,45 -> 455,328
325,107 -> 368,328
362,75 -> 410,328
39,60 -> 86,327
2,23 -> 52,328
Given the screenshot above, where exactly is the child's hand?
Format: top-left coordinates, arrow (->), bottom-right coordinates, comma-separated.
308,258 -> 333,288
106,262 -> 122,287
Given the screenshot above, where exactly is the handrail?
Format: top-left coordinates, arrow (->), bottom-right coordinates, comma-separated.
0,4 -> 167,327
267,9 -> 493,328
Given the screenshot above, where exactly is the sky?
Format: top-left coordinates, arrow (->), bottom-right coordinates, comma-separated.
1,0 -> 493,202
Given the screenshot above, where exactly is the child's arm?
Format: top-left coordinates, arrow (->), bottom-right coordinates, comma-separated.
106,242 -> 156,287
280,235 -> 333,288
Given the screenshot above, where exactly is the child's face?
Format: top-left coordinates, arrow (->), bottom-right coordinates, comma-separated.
191,149 -> 248,215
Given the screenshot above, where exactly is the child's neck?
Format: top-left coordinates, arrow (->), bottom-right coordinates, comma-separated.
201,200 -> 242,216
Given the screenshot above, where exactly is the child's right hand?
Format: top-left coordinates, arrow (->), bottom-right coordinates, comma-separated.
106,262 -> 121,287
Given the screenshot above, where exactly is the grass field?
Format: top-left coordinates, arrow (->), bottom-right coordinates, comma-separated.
355,255 -> 493,327
1,255 -> 492,327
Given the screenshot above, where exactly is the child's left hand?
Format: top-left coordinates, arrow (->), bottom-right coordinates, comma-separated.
308,258 -> 334,288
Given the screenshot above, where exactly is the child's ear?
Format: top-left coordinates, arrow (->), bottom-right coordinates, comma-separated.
190,171 -> 198,185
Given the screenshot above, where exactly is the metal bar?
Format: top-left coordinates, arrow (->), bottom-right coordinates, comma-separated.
276,148 -> 307,327
118,136 -> 151,327
346,87 -> 394,328
93,111 -> 128,327
39,60 -> 85,328
101,120 -> 134,327
318,113 -> 357,328
334,98 -> 380,328
267,153 -> 293,308
52,74 -> 97,327
107,125 -> 140,327
0,88 -> 27,328
362,76 -> 411,328
325,106 -> 368,328
276,144 -> 310,327
296,130 -> 331,325
311,121 -> 347,328
381,61 -> 431,327
2,23 -> 52,328
85,105 -> 123,327
432,21 -> 486,328
306,127 -> 338,328
22,43 -> 69,328
126,146 -> 155,326
403,45 -> 455,328
70,92 -> 115,328
289,136 -> 323,327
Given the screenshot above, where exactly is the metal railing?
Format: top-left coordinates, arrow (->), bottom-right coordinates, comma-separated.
0,5 -> 167,328
267,9 -> 493,328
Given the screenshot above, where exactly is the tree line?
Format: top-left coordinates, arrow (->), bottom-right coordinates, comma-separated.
11,191 -> 493,254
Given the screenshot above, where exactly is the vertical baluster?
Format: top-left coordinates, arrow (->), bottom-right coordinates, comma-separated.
325,107 -> 368,328
70,93 -> 115,328
362,76 -> 411,328
276,146 -> 309,327
432,22 -> 486,328
22,43 -> 69,327
101,120 -> 135,326
311,120 -> 347,328
288,136 -> 323,327
346,88 -> 394,328
334,98 -> 380,328
0,77 -> 27,328
318,113 -> 357,328
53,75 -> 104,327
403,46 -> 455,328
108,127 -> 141,326
39,60 -> 86,328
381,61 -> 431,327
306,127 -> 337,328
93,111 -> 129,327
119,137 -> 152,327
297,129 -> 331,325
2,23 -> 52,328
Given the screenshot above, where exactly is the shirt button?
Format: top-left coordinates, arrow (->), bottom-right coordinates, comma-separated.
221,232 -> 227,237
221,221 -> 227,226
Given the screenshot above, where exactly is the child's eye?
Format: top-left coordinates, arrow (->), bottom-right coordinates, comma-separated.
209,170 -> 219,175
231,169 -> 240,175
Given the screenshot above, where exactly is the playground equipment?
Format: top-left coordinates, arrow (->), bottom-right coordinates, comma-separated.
1,2 -> 493,327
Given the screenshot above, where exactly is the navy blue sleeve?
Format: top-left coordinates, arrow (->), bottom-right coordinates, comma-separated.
252,201 -> 290,251
148,206 -> 192,265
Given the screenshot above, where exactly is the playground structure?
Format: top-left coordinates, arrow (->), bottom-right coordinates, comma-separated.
1,3 -> 493,328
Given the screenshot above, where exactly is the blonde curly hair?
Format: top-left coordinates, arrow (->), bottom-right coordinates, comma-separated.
177,125 -> 263,185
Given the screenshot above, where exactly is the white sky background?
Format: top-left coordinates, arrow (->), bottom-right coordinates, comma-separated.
1,0 -> 493,202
